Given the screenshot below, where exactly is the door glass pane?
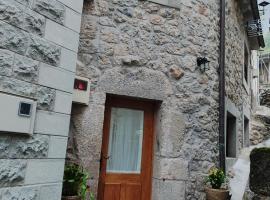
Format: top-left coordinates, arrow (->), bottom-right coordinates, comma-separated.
107,107 -> 144,174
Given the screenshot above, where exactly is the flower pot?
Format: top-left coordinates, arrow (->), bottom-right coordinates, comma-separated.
205,187 -> 230,200
62,196 -> 81,200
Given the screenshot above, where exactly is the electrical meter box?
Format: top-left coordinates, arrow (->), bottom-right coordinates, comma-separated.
0,92 -> 37,135
72,76 -> 90,105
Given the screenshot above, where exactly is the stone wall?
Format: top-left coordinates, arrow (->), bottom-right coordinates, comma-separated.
225,0 -> 252,158
0,0 -> 83,199
72,0 -> 221,199
251,106 -> 270,145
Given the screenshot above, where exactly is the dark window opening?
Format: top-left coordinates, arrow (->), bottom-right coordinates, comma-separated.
244,117 -> 249,147
244,46 -> 249,83
226,112 -> 237,158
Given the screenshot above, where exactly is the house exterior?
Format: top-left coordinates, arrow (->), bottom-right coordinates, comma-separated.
0,0 -> 264,200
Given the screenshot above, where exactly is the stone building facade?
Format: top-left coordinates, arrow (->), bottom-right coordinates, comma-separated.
225,0 -> 263,168
70,0 -> 262,200
0,0 -> 83,199
0,0 -> 264,200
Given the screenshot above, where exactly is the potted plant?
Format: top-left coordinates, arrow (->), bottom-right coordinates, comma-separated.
205,167 -> 230,200
62,164 -> 95,200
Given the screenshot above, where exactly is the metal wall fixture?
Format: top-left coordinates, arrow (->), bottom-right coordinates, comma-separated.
197,57 -> 210,72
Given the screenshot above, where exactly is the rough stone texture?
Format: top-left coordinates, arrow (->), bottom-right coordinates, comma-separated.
0,0 -> 25,30
0,160 -> 27,187
0,21 -> 30,55
0,75 -> 36,98
169,65 -> 184,80
153,157 -> 188,180
98,67 -> 173,100
225,0 -> 252,153
27,34 -> 61,66
0,135 -> 12,158
32,0 -> 65,24
24,9 -> 46,36
0,134 -> 49,159
153,179 -> 186,200
0,75 -> 56,111
15,0 -> 30,6
260,89 -> 270,108
36,86 -> 56,111
251,112 -> 270,145
0,49 -> 14,76
0,186 -> 39,200
250,148 -> 270,196
72,0 -> 221,199
0,0 -> 46,36
13,54 -> 39,83
0,0 -> 80,196
10,134 -> 49,158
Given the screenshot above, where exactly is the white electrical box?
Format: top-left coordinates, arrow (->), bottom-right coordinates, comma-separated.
0,92 -> 37,135
72,76 -> 90,105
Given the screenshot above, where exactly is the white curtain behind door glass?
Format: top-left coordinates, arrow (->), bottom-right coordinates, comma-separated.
107,107 -> 144,173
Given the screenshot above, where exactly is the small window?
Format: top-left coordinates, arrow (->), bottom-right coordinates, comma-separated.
243,116 -> 249,147
244,46 -> 249,83
226,112 -> 237,158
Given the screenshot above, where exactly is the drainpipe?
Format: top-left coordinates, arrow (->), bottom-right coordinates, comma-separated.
219,0 -> 226,171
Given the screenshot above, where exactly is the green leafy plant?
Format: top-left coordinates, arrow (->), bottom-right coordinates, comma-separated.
206,167 -> 226,189
62,164 -> 95,200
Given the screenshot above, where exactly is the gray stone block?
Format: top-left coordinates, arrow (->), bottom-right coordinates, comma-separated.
36,86 -> 55,111
24,159 -> 65,184
27,34 -> 61,66
44,19 -> 80,52
153,179 -> 186,200
0,21 -> 30,55
54,90 -> 72,114
0,0 -> 45,36
0,49 -> 14,76
48,136 -> 68,158
39,184 -> 62,200
34,110 -> 70,136
24,9 -> 46,36
0,75 -> 36,98
32,0 -> 65,24
0,159 -> 27,187
0,75 -> 57,111
38,63 -> 74,92
158,108 -> 186,157
13,54 -> 39,83
10,134 -> 49,158
0,0 -> 25,29
98,67 -> 172,101
0,186 -> 39,200
15,0 -> 31,6
153,157 -> 189,181
0,135 -> 12,158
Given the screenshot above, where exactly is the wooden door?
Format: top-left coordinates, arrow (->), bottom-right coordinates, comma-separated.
98,96 -> 155,200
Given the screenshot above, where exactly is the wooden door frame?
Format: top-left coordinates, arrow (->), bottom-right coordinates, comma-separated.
98,95 -> 156,200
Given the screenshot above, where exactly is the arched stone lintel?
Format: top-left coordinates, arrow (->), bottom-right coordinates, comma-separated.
96,67 -> 173,101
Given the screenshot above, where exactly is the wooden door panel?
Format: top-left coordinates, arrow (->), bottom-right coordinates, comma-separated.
98,96 -> 155,200
103,183 -> 121,200
125,183 -> 142,200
